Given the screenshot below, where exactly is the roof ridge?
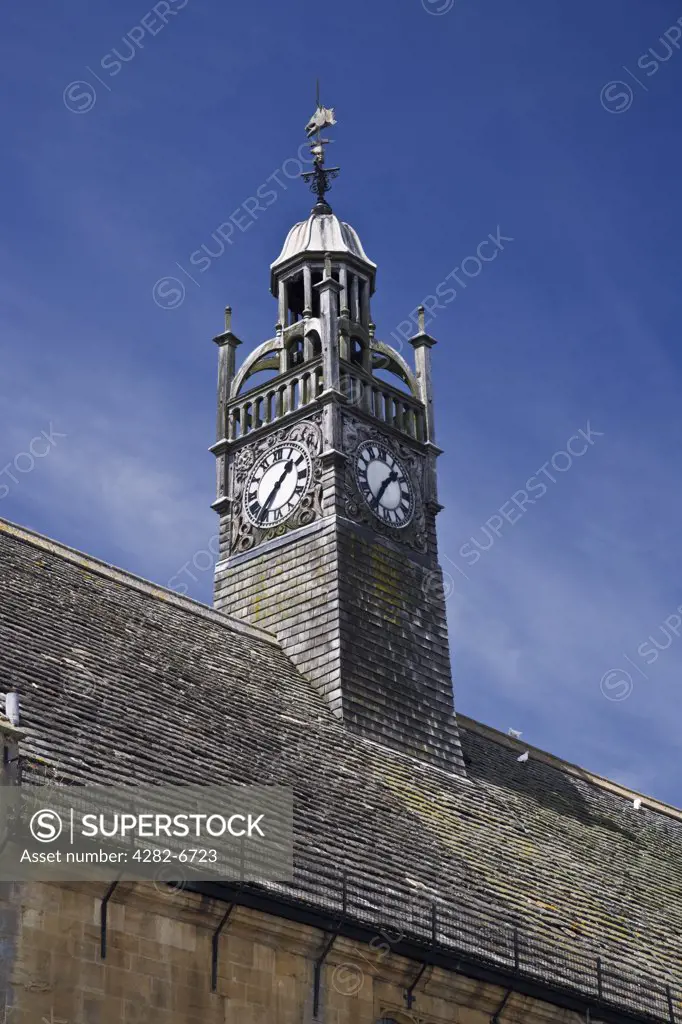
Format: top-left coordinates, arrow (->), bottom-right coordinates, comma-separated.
459,715 -> 682,820
0,516 -> 279,647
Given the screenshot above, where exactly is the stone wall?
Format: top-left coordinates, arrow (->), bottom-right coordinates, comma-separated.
0,881 -> 583,1024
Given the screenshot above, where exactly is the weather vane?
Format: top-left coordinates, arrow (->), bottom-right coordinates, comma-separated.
302,80 -> 340,211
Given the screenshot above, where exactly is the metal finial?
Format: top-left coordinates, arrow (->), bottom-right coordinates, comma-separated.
224,306 -> 232,332
418,306 -> 426,333
302,85 -> 339,212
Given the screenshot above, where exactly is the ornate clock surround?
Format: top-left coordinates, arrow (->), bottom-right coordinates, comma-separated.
229,415 -> 324,555
341,411 -> 428,554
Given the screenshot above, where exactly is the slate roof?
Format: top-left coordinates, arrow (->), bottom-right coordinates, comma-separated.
1,516 -> 681,1021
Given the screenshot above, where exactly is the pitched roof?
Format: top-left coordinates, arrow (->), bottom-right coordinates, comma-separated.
1,516 -> 680,1022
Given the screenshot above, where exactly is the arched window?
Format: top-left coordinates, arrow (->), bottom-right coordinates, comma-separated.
288,338 -> 304,368
350,337 -> 364,367
307,331 -> 322,358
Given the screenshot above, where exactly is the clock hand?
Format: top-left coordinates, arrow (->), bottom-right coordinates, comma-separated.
372,468 -> 399,508
258,459 -> 294,523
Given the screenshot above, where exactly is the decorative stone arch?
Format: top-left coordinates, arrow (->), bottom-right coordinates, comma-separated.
371,340 -> 420,398
280,321 -> 306,369
231,319 -> 325,399
282,320 -> 306,344
231,338 -> 283,399
284,318 -> 323,364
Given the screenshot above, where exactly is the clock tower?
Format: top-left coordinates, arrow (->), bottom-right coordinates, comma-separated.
212,104 -> 466,778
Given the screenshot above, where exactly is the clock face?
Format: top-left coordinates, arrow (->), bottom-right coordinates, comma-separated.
243,441 -> 312,528
354,441 -> 414,528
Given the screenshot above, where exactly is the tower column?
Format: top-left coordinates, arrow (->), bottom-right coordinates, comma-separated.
278,279 -> 288,328
339,266 -> 349,316
409,306 -> 442,510
317,254 -> 342,392
339,326 -> 350,363
360,278 -> 370,327
213,307 -> 242,442
351,274 -> 360,323
211,307 -> 242,516
315,254 -> 344,452
410,306 -> 437,443
303,265 -> 313,318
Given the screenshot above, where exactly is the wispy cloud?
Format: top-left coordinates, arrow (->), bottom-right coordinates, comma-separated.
440,413 -> 682,804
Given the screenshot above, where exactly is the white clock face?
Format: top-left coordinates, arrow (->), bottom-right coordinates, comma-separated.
354,441 -> 414,528
244,441 -> 312,528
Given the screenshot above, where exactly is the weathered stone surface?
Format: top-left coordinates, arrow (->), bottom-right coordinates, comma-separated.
1,883 -> 617,1024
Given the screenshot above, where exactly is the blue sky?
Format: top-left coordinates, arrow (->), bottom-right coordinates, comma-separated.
2,0 -> 681,804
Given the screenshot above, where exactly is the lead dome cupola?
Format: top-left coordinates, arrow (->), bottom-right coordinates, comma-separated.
270,208 -> 377,297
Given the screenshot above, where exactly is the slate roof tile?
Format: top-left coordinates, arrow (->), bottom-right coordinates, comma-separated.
0,517 -> 681,1020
